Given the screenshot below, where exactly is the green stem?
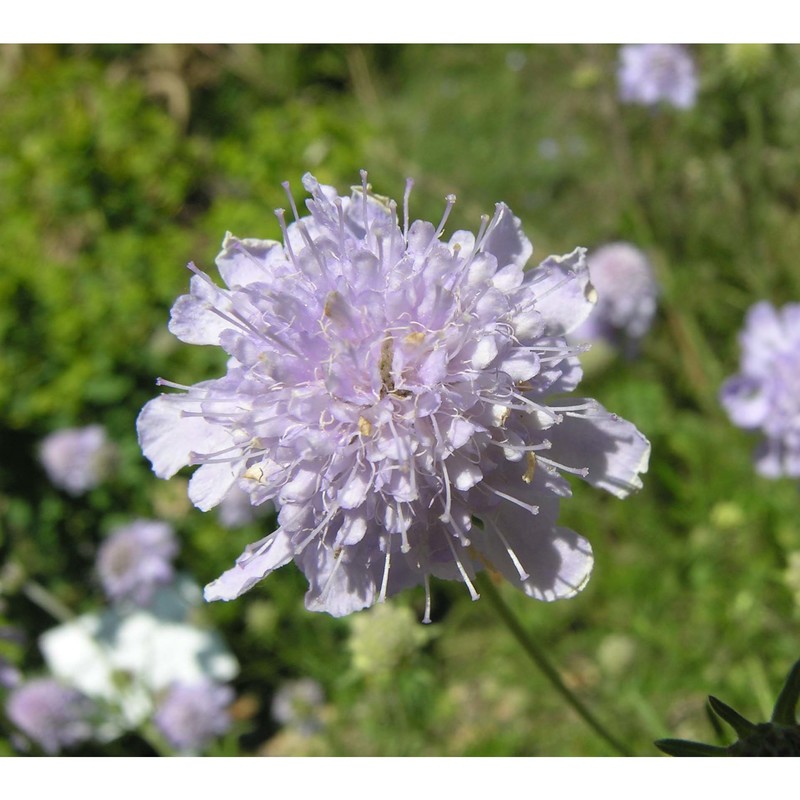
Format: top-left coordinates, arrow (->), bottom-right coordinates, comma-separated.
476,573 -> 633,757
22,580 -> 75,623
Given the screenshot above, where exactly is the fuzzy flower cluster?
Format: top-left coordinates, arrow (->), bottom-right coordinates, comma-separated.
96,519 -> 179,606
271,678 -> 325,735
618,44 -> 697,109
573,242 -> 658,350
720,301 -> 800,478
39,424 -> 114,496
5,678 -> 96,754
138,173 -> 650,618
153,681 -> 234,753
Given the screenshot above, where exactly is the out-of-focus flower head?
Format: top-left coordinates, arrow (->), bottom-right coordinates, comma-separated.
572,242 -> 658,352
5,678 -> 96,754
348,603 -> 435,677
39,578 -> 239,735
153,680 -> 234,753
39,424 -> 115,495
618,44 -> 698,109
96,519 -> 179,606
724,44 -> 773,82
719,301 -> 800,478
137,172 -> 650,618
271,677 -> 325,735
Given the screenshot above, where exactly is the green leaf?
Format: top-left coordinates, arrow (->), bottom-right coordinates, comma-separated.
771,659 -> 800,726
708,695 -> 756,738
654,738 -> 730,757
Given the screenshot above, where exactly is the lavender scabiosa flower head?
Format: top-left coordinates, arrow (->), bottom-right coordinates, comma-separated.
618,44 -> 698,109
137,172 -> 650,618
153,681 -> 234,753
720,301 -> 800,478
6,678 -> 96,754
39,424 -> 115,495
96,519 -> 179,606
572,242 -> 658,351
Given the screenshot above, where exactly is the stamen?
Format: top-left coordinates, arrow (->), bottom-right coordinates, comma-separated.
378,548 -> 391,603
429,194 -> 456,247
187,443 -> 245,464
402,178 -> 414,241
295,219 -> 331,282
185,261 -> 220,287
281,181 -> 301,222
536,455 -> 590,478
296,503 -> 341,551
274,209 -> 300,268
389,198 -> 399,256
549,400 -> 600,414
444,533 -> 480,601
400,523 -> 411,555
155,377 -> 195,391
422,574 -> 432,624
417,194 -> 457,262
334,197 -> 346,255
360,169 -> 370,240
486,518 -> 530,581
439,459 -> 453,523
460,213 -> 490,272
488,438 -> 553,453
483,484 -> 539,515
474,204 -> 505,253
447,515 -> 471,548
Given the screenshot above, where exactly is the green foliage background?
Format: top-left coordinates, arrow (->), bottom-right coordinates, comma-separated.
1,43 -> 799,756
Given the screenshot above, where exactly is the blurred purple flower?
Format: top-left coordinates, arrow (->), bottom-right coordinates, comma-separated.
39,424 -> 115,495
720,301 -> 800,478
6,678 -> 95,754
138,173 -> 650,618
96,519 -> 178,605
618,44 -> 697,109
153,681 -> 234,753
572,242 -> 658,351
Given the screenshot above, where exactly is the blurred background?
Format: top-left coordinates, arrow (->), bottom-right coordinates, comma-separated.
1,43 -> 799,756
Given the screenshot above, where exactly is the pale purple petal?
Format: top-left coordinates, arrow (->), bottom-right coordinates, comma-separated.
529,248 -> 595,335
481,202 -> 533,270
137,393 -> 237,481
215,233 -> 282,288
547,402 -> 651,498
204,530 -> 295,601
474,513 -> 593,602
